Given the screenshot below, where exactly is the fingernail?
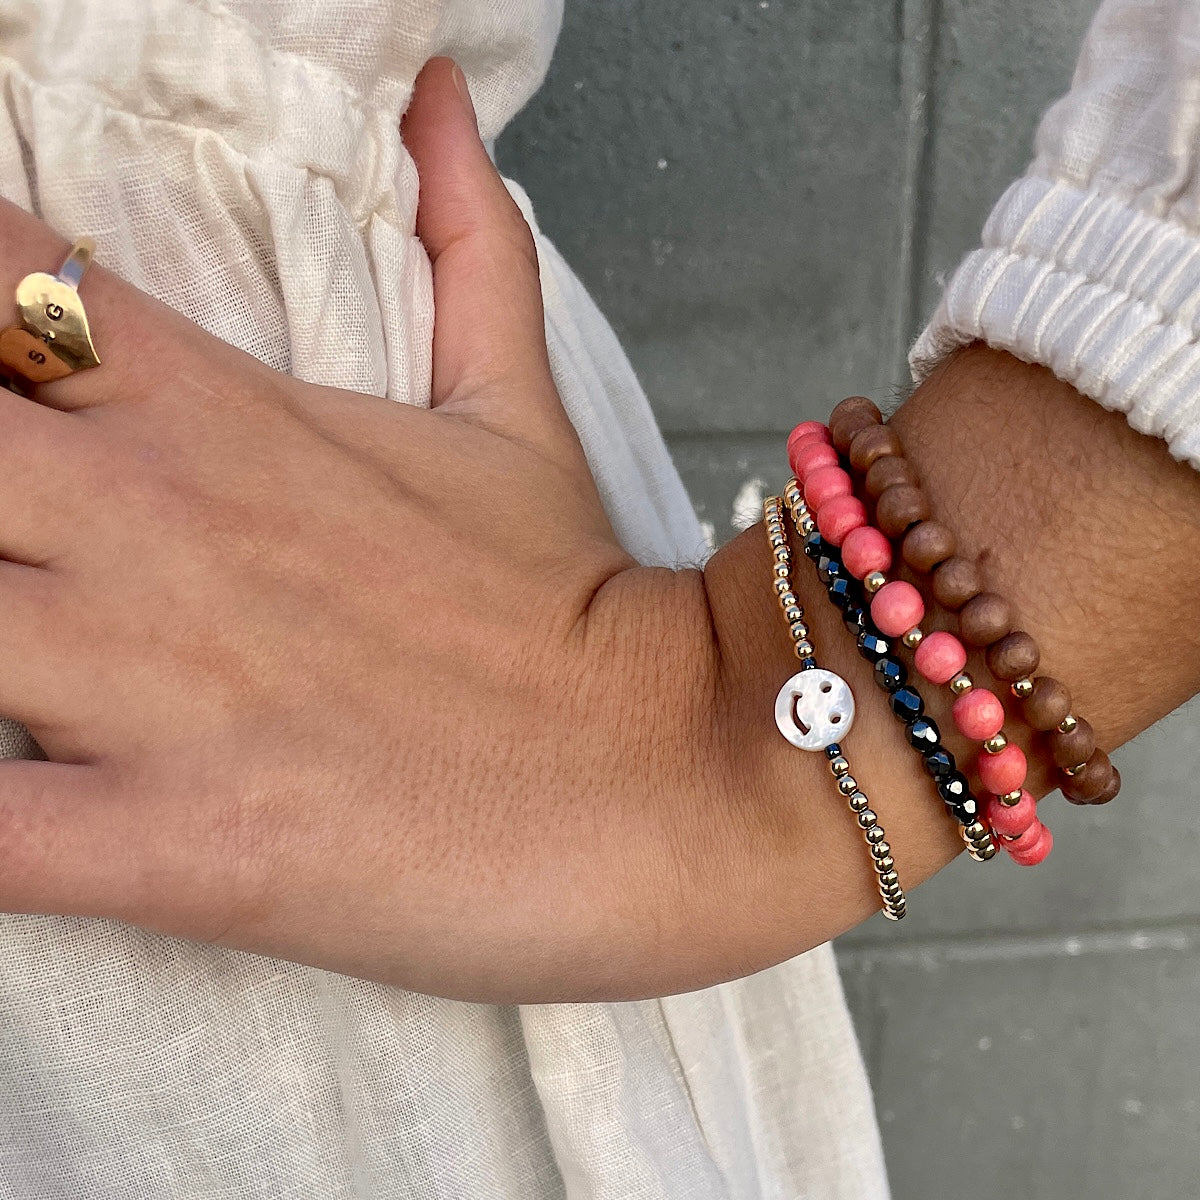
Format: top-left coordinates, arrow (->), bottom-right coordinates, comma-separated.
451,63 -> 479,131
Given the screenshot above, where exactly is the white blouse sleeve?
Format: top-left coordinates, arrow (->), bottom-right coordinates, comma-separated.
910,0 -> 1200,469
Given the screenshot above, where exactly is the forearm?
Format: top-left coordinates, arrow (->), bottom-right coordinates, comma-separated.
683,344 -> 1200,980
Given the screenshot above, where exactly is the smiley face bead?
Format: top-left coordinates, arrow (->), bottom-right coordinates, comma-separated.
774,668 -> 856,751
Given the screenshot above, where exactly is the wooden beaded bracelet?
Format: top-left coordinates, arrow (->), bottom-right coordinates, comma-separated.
782,479 -> 998,863
788,424 -> 1048,865
763,493 -> 907,919
796,397 -> 1119,813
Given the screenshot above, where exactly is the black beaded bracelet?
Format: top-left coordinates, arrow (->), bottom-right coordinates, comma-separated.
789,502 -> 996,862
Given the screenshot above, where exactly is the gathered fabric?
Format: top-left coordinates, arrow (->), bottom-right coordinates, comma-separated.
0,2 -> 889,1196
914,0 -> 1200,473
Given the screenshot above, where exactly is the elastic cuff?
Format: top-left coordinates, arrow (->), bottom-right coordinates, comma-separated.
910,175 -> 1200,470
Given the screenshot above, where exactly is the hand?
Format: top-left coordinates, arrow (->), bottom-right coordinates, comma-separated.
0,59 -> 726,1000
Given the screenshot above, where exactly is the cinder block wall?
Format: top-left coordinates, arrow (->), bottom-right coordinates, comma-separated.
498,3 -> 1200,1196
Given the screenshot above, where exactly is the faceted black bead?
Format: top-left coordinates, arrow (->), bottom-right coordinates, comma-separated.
800,658 -> 818,670
816,554 -> 843,585
857,632 -> 892,662
954,794 -> 982,823
827,577 -> 855,612
803,532 -> 824,560
907,716 -> 941,751
889,687 -> 924,722
842,605 -> 868,637
874,657 -> 907,693
937,772 -> 971,806
824,743 -> 843,760
923,747 -> 957,781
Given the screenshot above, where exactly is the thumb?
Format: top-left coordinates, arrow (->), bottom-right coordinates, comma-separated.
403,58 -> 561,428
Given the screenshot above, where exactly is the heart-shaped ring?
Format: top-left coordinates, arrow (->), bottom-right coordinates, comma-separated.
0,238 -> 100,394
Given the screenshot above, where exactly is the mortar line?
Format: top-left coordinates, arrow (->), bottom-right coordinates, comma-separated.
835,917 -> 1200,970
888,0 -> 942,398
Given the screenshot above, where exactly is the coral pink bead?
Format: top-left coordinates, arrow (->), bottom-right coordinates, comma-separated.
816,495 -> 867,545
978,742 -> 1028,795
1004,821 -> 1044,855
984,789 -> 1037,838
953,688 -> 1005,741
787,421 -> 831,461
1009,824 -> 1053,866
841,525 -> 892,579
913,631 -> 967,684
870,580 -> 925,638
791,440 -> 839,483
804,465 -> 853,509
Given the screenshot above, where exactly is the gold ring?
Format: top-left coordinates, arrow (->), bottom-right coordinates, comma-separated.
0,238 -> 101,395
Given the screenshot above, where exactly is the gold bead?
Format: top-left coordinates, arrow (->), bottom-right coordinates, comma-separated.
984,732 -> 1009,755
870,838 -> 891,859
773,563 -> 790,580
799,517 -> 815,535
1059,714 -> 1078,734
864,571 -> 886,594
774,578 -> 791,596
794,641 -> 814,659
878,869 -> 900,888
784,606 -> 803,624
963,820 -> 987,841
949,672 -> 974,695
773,550 -> 790,567
848,791 -> 869,812
856,809 -> 878,828
789,621 -> 808,640
837,776 -> 858,796
874,854 -> 895,873
998,788 -> 1024,806
975,840 -> 998,861
830,756 -> 850,776
769,533 -> 786,549
779,591 -> 798,610
865,825 -> 886,845
882,905 -> 906,921
1011,677 -> 1034,699
902,627 -> 924,650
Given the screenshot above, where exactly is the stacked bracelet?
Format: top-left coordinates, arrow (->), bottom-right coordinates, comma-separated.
787,425 -> 1041,862
763,494 -> 907,920
827,397 -> 1119,811
782,481 -> 997,863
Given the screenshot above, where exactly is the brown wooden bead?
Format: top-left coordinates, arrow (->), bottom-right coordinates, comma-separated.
1050,716 -> 1096,769
986,630 -> 1040,681
865,454 -> 918,499
959,592 -> 1014,647
931,557 -> 982,611
1022,676 -> 1072,732
848,424 -> 903,473
902,521 -> 956,573
1068,764 -> 1121,806
830,396 -> 883,454
1061,749 -> 1114,804
875,484 -> 931,539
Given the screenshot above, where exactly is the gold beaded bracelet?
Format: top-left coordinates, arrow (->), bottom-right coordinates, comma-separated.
764,492 -> 906,920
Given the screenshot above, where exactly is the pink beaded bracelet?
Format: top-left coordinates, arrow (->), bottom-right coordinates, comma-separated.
788,421 -> 1052,866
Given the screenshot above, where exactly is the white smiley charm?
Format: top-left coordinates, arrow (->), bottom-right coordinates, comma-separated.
774,668 -> 856,751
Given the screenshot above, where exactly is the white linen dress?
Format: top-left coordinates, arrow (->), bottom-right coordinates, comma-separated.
0,0 -> 1193,1196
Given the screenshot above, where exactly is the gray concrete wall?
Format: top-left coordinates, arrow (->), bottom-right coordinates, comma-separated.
498,3 -> 1200,1197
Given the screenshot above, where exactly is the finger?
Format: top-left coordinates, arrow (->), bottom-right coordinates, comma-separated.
0,761 -> 136,918
0,198 -> 243,413
0,387 -> 106,564
0,563 -> 94,730
402,59 -> 561,422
